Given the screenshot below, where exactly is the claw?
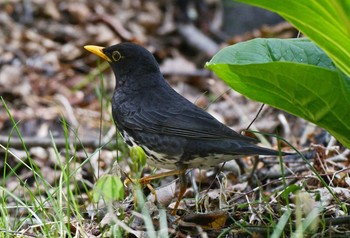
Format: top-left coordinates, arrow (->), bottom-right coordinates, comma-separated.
124,169 -> 187,215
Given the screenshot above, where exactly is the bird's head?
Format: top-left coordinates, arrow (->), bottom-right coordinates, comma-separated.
84,43 -> 160,81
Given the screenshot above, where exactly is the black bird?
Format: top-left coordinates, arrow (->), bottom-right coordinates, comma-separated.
84,43 -> 286,211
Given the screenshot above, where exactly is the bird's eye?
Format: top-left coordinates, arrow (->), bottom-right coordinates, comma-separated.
112,51 -> 122,62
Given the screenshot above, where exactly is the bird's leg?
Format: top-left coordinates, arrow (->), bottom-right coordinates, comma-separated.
124,169 -> 186,208
247,156 -> 259,186
124,169 -> 185,186
171,164 -> 188,215
138,170 -> 185,185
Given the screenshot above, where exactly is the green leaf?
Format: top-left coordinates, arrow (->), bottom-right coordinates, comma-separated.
130,146 -> 147,167
93,174 -> 124,202
237,0 -> 350,77
280,184 -> 302,200
206,38 -> 350,148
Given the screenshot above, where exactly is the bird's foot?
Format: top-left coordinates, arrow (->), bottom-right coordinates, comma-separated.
124,169 -> 187,214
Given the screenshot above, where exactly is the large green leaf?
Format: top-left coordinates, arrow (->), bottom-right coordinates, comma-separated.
237,0 -> 350,78
205,38 -> 350,148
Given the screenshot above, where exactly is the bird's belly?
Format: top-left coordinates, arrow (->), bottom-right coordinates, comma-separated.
141,145 -> 180,170
120,130 -> 182,170
120,130 -> 242,170
181,154 -> 242,168
141,146 -> 241,170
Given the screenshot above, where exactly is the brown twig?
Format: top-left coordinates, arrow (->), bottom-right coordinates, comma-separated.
0,136 -> 103,149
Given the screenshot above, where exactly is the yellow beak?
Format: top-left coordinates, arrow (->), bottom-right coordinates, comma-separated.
84,45 -> 111,62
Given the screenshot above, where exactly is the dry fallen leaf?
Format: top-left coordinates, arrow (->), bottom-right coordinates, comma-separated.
148,180 -> 176,207
180,211 -> 228,230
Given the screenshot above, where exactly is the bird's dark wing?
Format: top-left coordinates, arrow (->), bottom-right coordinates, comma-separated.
120,103 -> 257,143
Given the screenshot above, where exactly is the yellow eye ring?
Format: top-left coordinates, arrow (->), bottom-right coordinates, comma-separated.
112,51 -> 122,62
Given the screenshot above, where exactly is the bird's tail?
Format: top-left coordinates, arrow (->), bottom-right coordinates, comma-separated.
237,144 -> 291,156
